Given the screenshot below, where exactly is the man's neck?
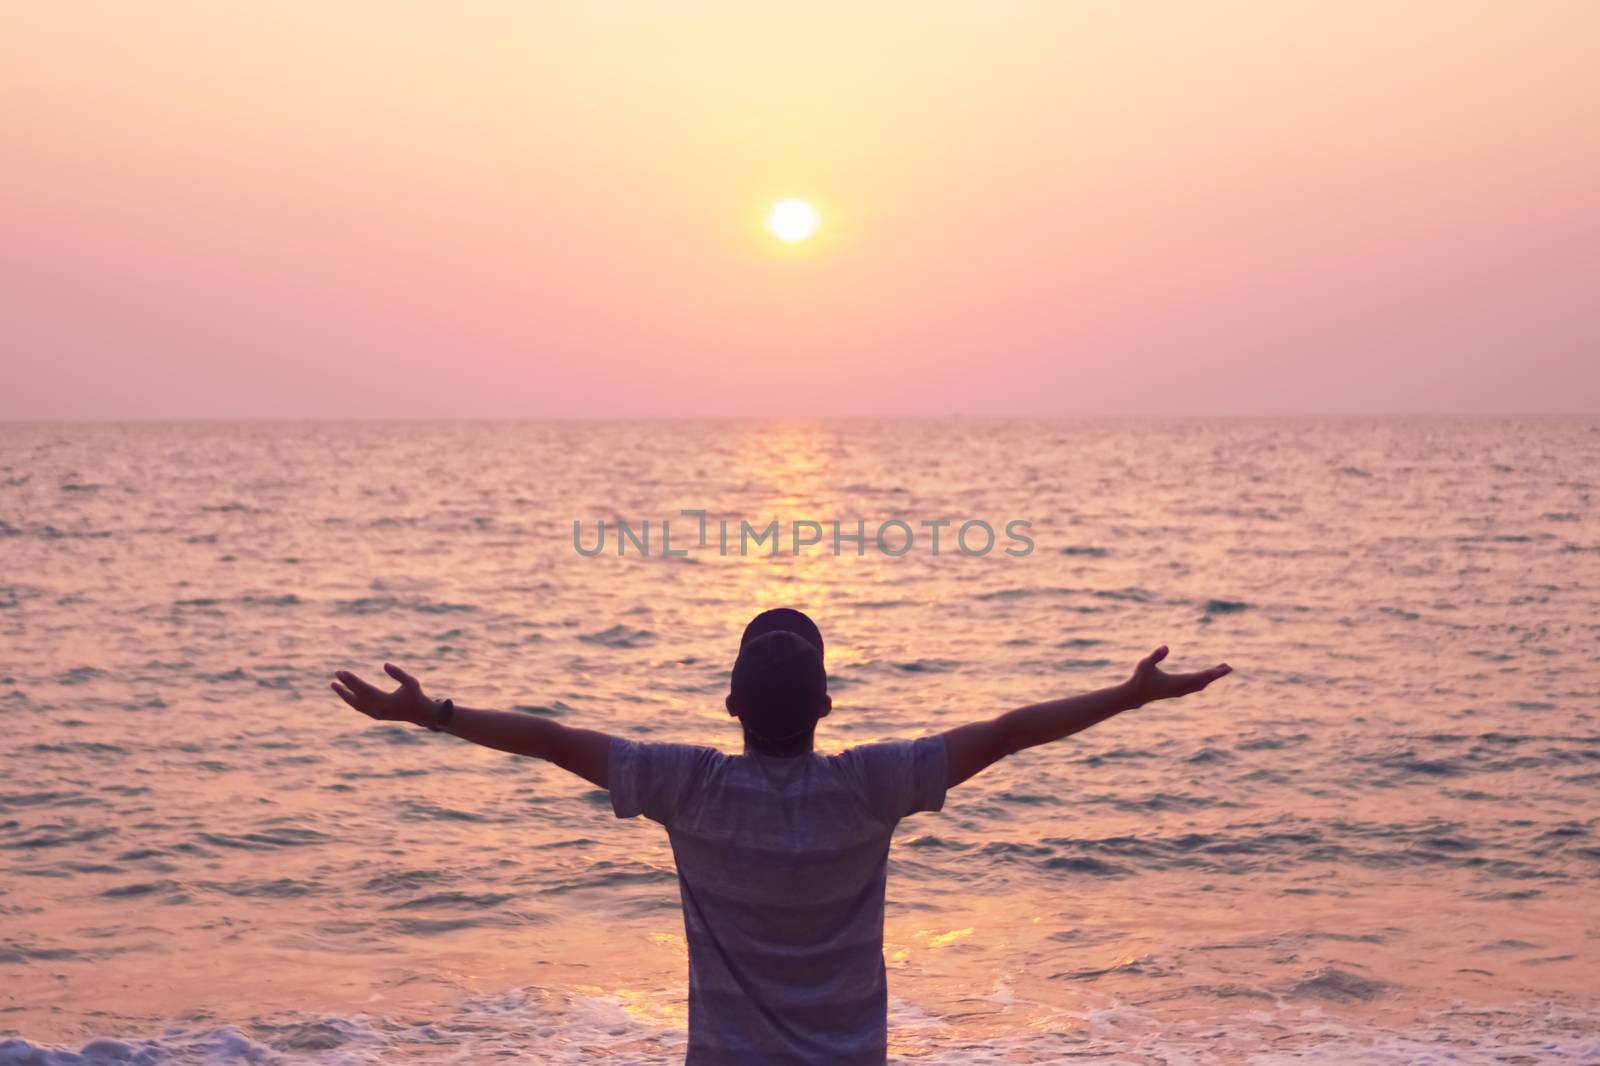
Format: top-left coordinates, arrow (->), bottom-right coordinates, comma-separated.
741,727 -> 815,758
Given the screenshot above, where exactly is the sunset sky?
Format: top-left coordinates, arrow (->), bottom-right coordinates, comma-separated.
3,2 -> 1597,419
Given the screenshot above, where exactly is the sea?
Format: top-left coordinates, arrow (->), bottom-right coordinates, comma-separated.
0,419 -> 1596,1064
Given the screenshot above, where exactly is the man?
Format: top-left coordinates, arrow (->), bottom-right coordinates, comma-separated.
331,608 -> 1230,1064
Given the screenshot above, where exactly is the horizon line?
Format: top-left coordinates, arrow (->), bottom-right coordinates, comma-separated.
1,412 -> 1596,427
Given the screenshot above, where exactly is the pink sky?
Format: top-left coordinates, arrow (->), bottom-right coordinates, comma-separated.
3,2 -> 1597,419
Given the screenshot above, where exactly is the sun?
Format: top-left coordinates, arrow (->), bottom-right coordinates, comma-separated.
766,199 -> 820,242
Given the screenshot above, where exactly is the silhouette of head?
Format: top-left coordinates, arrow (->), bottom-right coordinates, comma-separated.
727,609 -> 830,747
739,607 -> 824,661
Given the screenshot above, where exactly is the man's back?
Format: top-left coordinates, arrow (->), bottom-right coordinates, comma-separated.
609,734 -> 949,1066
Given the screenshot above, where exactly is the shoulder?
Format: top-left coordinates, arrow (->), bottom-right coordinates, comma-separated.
830,734 -> 949,821
610,736 -> 725,766
834,734 -> 945,769
609,737 -> 728,784
608,738 -> 727,822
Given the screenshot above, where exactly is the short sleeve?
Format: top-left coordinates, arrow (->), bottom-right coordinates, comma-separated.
837,734 -> 948,826
609,737 -> 718,826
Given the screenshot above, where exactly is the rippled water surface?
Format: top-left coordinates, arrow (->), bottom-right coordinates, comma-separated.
1,419 -> 1598,1064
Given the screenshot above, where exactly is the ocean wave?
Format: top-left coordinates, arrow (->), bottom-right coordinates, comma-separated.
194,828 -> 332,850
2,991 -> 1597,1065
577,625 -> 656,649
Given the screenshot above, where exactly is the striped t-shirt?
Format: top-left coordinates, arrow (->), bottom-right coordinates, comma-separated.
609,733 -> 949,1065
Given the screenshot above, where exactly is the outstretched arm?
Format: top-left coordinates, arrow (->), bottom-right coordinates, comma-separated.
330,664 -> 613,789
940,646 -> 1230,789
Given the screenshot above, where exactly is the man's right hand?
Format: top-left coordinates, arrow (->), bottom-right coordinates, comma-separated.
1123,646 -> 1231,708
942,645 -> 1233,789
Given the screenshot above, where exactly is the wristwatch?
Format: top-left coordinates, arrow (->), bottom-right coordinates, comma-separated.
426,698 -> 456,732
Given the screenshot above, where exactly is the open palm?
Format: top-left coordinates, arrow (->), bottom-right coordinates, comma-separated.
330,663 -> 433,726
1126,645 -> 1231,706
